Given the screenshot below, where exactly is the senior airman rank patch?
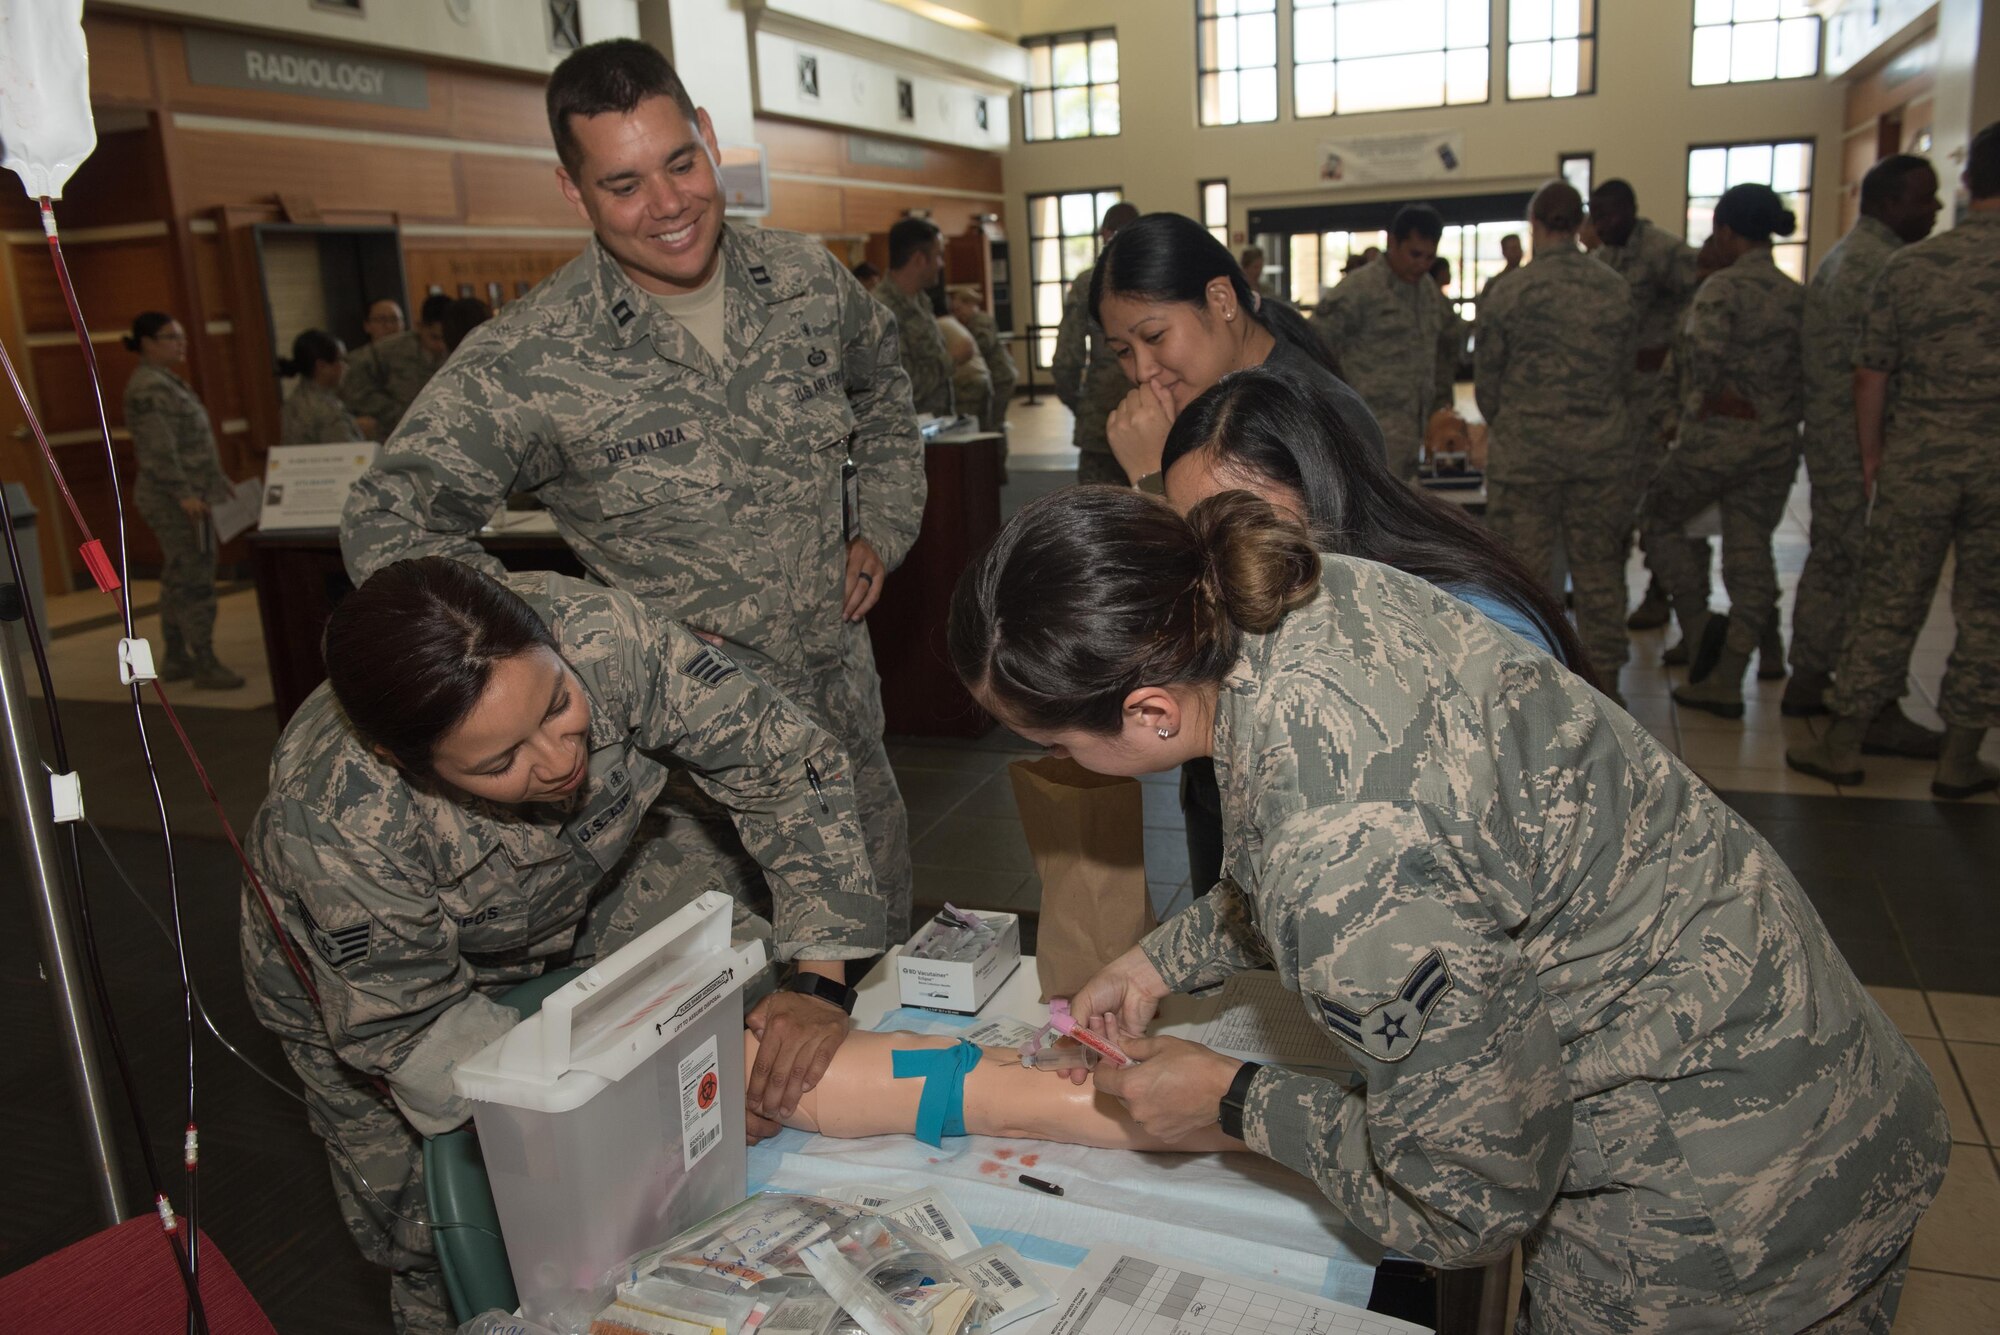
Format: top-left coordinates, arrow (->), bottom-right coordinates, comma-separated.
1313,949 -> 1453,1062
679,646 -> 739,687
298,899 -> 372,970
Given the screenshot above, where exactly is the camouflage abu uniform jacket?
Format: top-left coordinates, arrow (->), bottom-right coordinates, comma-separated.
1802,215 -> 1903,475
874,279 -> 955,418
1473,247 -> 1633,483
1591,218 -> 1698,359
339,226 -> 926,711
123,363 -> 230,503
339,328 -> 440,439
1309,261 -> 1454,475
241,573 -> 885,1137
1050,264 -> 1130,456
280,379 -> 365,446
1140,556 -> 1946,1333
1675,249 -> 1805,472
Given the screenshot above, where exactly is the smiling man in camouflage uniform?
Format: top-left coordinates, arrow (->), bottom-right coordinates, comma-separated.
341,40 -> 923,948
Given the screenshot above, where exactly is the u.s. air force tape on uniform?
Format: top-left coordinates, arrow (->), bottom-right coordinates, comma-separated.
1311,948 -> 1453,1063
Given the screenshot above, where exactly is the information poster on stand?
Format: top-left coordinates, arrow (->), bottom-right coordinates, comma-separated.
255,442 -> 378,532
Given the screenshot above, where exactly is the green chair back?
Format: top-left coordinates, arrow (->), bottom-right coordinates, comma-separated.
425,966 -> 584,1323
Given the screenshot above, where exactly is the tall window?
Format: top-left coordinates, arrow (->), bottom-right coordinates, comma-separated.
1198,0 -> 1278,127
1559,152 -> 1594,198
1201,180 -> 1230,247
1287,230 -> 1385,306
1686,140 -> 1813,279
1437,222 -> 1530,324
1022,30 -> 1120,141
1691,0 -> 1820,86
1508,0 -> 1595,100
1027,188 -> 1123,369
1293,0 -> 1489,118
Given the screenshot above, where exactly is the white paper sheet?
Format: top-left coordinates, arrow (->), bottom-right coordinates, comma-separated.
1024,1246 -> 1431,1335
210,477 -> 264,545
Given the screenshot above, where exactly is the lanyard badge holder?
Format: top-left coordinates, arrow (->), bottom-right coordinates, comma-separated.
1018,999 -> 1138,1072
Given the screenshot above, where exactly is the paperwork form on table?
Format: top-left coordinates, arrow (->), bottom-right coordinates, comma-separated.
1024,1247 -> 1430,1335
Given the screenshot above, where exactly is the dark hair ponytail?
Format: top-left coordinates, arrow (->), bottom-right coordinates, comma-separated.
324,557 -> 561,776
1713,183 -> 1797,244
1160,362 -> 1599,685
278,328 -> 344,380
123,311 -> 173,353
949,487 -> 1318,735
1089,213 -> 1337,377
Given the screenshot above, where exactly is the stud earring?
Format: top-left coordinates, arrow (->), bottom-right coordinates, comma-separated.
1157,727 -> 1173,739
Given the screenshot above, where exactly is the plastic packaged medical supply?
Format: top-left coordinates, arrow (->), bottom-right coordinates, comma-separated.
906,905 -> 999,961
597,1194 -> 997,1335
457,1314 -> 563,1335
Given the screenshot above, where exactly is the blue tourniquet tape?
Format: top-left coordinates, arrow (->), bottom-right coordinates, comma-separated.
891,1040 -> 981,1147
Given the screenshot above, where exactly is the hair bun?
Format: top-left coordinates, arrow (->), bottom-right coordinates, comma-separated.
1776,208 -> 1798,238
121,335 -> 141,352
1184,490 -> 1320,634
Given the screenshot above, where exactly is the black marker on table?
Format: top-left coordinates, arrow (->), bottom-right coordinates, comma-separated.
1018,1175 -> 1063,1197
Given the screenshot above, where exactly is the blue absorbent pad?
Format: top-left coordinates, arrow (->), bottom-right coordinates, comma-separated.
744,1006 -> 1384,1306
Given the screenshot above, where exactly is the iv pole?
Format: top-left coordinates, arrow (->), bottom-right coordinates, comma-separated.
0,579 -> 125,1226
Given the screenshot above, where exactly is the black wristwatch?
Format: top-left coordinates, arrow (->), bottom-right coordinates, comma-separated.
1217,1061 -> 1263,1141
782,970 -> 857,1015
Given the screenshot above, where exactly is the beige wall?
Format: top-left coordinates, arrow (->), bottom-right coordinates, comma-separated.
1002,0 -> 1847,332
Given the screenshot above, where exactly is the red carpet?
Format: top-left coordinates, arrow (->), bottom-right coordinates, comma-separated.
0,1217 -> 275,1334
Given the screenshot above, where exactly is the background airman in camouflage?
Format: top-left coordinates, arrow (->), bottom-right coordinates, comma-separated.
121,314 -> 243,689
1587,180 -> 1700,629
1310,204 -> 1453,481
280,376 -> 365,445
960,489 -> 1946,1335
341,294 -> 447,440
875,217 -> 956,418
1474,181 -> 1635,691
1638,183 -> 1804,718
1790,124 -> 2000,800
1052,201 -> 1142,486
243,567 -> 884,1334
952,285 -> 1017,434
1786,157 -> 1943,753
341,40 -> 923,943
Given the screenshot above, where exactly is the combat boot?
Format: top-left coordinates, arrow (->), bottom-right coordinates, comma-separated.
1933,727 -> 2000,800
1673,612 -> 1728,683
1786,715 -> 1868,786
1863,703 -> 1945,760
1627,580 -> 1669,630
158,627 -> 194,683
1673,647 -> 1749,719
1757,623 -> 1787,680
192,655 -> 245,691
1781,669 -> 1829,717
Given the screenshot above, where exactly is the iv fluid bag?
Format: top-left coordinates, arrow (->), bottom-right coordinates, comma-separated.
1,0 -> 96,200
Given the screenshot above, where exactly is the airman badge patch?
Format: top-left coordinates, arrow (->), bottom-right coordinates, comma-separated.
679,646 -> 740,687
1313,949 -> 1453,1063
298,899 -> 372,970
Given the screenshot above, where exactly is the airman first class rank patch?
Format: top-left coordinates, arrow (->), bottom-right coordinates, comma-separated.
1314,949 -> 1454,1063
679,646 -> 740,687
298,899 -> 372,970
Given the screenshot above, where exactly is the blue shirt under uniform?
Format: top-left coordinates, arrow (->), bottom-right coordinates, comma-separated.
1445,585 -> 1557,655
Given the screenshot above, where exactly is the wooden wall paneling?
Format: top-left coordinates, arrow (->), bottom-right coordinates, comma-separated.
459,155 -> 580,229
30,341 -> 143,435
51,440 -> 162,576
81,14 -> 159,109
447,70 -> 558,150
765,181 -> 846,236
754,117 -> 1004,195
0,221 -> 77,598
192,235 -> 232,315
13,237 -> 178,337
214,211 -> 288,457
398,242 -> 580,303
170,129 -> 462,221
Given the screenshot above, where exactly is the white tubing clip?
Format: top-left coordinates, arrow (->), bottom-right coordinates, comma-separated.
48,771 -> 83,823
117,637 -> 156,685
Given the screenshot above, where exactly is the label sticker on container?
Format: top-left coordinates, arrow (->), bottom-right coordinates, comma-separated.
678,1035 -> 723,1170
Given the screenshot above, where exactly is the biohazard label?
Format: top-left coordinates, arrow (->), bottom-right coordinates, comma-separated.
679,1035 -> 723,1171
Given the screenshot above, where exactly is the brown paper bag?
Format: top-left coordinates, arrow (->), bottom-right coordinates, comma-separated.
1008,757 -> 1156,1001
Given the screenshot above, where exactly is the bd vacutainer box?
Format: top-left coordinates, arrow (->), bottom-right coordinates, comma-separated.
453,891 -> 765,1324
896,909 -> 1021,1014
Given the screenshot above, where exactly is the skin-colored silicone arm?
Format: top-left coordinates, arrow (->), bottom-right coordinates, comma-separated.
745,1028 -> 1240,1154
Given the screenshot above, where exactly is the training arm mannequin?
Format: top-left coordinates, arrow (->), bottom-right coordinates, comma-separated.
746,1028 -> 1240,1154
